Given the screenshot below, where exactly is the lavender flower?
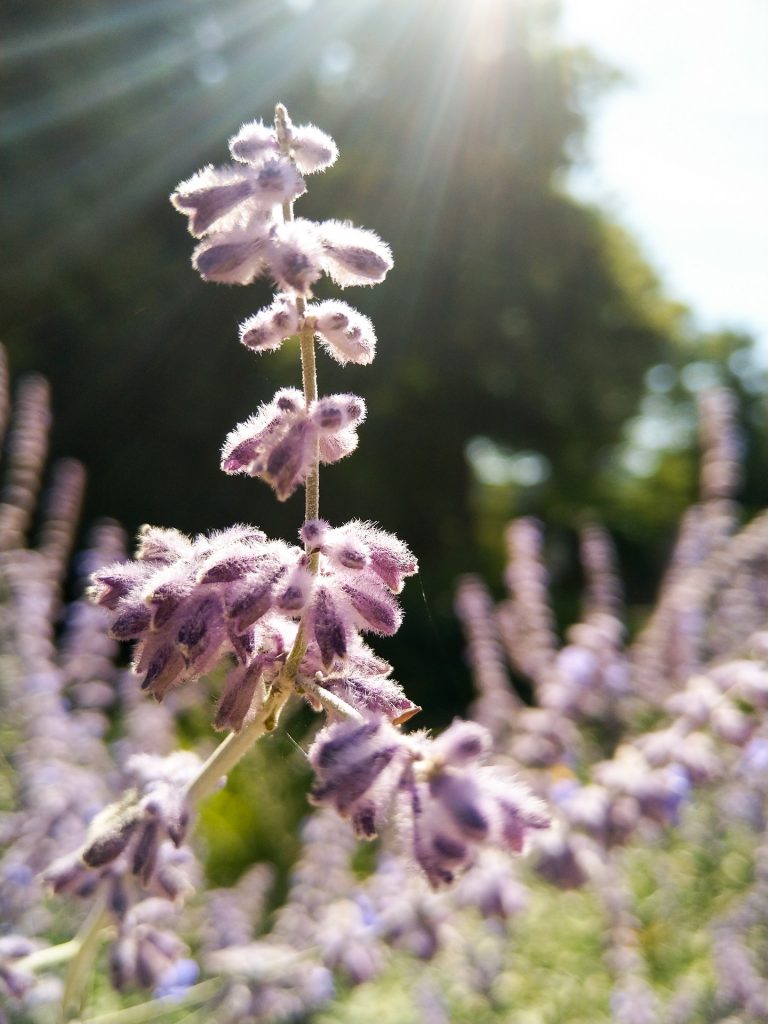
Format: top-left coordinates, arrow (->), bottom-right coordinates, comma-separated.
221,388 -> 366,500
172,109 -> 391,296
309,718 -> 549,886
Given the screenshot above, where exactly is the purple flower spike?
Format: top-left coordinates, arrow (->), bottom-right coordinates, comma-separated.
318,220 -> 393,287
89,525 -> 300,700
308,715 -> 548,884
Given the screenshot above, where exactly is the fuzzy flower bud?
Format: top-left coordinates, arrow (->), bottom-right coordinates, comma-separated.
264,219 -> 324,295
191,211 -> 273,285
229,119 -> 280,165
239,295 -> 300,354
301,519 -> 418,593
317,220 -> 393,287
171,160 -> 304,238
287,122 -> 339,174
307,300 -> 377,365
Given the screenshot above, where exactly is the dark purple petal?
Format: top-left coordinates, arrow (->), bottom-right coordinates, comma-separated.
109,604 -> 151,640
344,584 -> 400,635
132,820 -> 160,884
82,812 -> 141,868
311,587 -> 348,667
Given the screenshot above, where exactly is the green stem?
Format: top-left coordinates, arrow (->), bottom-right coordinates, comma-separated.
299,678 -> 364,721
59,894 -> 112,1023
184,683 -> 292,806
78,979 -> 221,1024
299,320 -> 320,527
17,939 -> 81,974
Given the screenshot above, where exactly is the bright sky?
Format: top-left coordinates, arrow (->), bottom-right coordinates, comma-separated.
558,0 -> 768,357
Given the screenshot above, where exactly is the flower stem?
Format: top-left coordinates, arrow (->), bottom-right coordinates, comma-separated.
184,682 -> 292,806
299,320 -> 320,528
17,939 -> 81,974
79,979 -> 221,1024
274,103 -> 320,534
59,893 -> 112,1023
299,677 -> 364,721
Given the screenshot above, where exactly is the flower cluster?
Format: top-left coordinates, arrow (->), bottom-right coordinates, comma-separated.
89,517 -> 421,729
309,718 -> 550,887
221,388 -> 366,500
171,109 -> 390,292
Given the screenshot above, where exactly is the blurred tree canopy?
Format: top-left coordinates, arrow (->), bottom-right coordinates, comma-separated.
2,0 -> 763,713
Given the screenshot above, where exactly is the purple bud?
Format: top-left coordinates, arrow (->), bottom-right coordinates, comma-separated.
82,809 -> 141,867
176,597 -> 218,663
311,745 -> 399,813
215,665 -> 263,732
432,833 -> 469,862
193,237 -> 266,285
89,563 -> 147,608
171,167 -> 254,236
318,220 -> 393,287
239,295 -> 300,354
432,721 -> 492,767
265,420 -> 312,500
312,394 -> 366,432
313,719 -> 381,771
429,773 -> 489,840
109,876 -> 130,918
226,572 -> 281,633
300,518 -> 329,548
146,581 -> 187,628
229,119 -> 279,165
109,603 -> 151,640
311,587 -> 347,667
266,220 -> 323,295
199,553 -> 267,584
289,123 -> 339,174
253,157 -> 306,204
132,820 -> 160,884
140,643 -> 185,698
275,389 -> 302,412
344,584 -> 400,635
136,524 -> 193,564
310,300 -> 377,365
43,851 -> 94,895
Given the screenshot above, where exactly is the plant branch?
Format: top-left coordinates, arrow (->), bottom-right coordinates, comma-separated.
59,893 -> 112,1023
183,682 -> 292,806
78,979 -> 221,1024
299,677 -> 365,721
274,102 -> 320,531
